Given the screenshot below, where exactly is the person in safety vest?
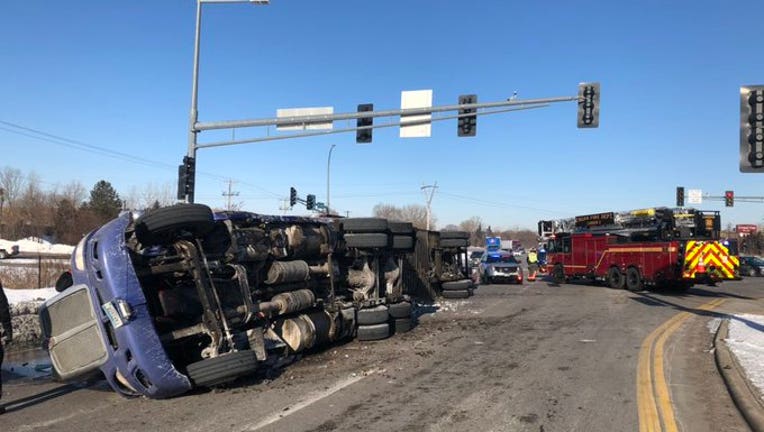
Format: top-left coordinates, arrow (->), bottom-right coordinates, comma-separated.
527,248 -> 539,281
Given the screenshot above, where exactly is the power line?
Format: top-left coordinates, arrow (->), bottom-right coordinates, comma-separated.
0,120 -> 283,198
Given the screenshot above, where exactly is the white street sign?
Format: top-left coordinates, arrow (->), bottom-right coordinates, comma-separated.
400,89 -> 432,138
688,189 -> 702,204
276,107 -> 334,131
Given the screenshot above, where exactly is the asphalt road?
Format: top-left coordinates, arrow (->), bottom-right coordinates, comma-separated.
2,277 -> 762,432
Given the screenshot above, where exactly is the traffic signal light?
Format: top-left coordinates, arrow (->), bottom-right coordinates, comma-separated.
356,103 -> 373,144
676,186 -> 685,207
306,194 -> 316,210
458,94 -> 477,137
577,82 -> 600,128
725,190 -> 734,207
177,156 -> 196,202
289,187 -> 297,207
740,86 -> 764,172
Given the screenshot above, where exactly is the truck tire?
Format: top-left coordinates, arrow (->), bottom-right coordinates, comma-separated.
392,235 -> 414,250
358,305 -> 389,325
357,323 -> 390,341
439,231 -> 470,239
441,279 -> 472,291
344,233 -> 389,249
552,264 -> 565,284
441,289 -> 470,299
392,317 -> 413,334
135,204 -> 215,245
388,221 -> 414,235
342,218 -> 388,233
625,267 -> 643,292
0,250 -> 7,259
186,350 -> 258,388
607,267 -> 625,289
388,301 -> 412,319
439,238 -> 469,248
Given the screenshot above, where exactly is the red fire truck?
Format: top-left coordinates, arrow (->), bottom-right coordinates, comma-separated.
538,207 -> 739,291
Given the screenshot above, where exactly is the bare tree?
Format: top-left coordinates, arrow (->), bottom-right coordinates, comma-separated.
0,166 -> 25,205
125,182 -> 175,210
372,203 -> 434,230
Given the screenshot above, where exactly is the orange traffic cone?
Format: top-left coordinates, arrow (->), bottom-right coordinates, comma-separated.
696,256 -> 706,274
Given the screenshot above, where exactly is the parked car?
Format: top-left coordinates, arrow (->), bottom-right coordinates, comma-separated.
39,204 -> 416,399
739,255 -> 764,277
0,245 -> 19,259
479,250 -> 523,284
468,249 -> 485,268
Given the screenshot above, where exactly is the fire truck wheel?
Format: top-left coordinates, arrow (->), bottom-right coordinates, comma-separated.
607,267 -> 625,289
552,265 -> 565,284
625,267 -> 643,292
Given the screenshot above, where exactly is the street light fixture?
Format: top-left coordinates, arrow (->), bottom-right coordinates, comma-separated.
185,0 -> 269,203
326,144 -> 337,216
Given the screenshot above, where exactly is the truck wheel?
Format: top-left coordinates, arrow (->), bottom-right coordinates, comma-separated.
607,267 -> 625,289
388,221 -> 414,235
441,279 -> 472,291
0,250 -> 7,259
388,301 -> 412,319
342,218 -> 388,233
625,267 -> 643,292
441,289 -> 470,299
439,238 -> 469,248
392,235 -> 414,250
344,233 -> 389,249
552,265 -> 565,284
392,317 -> 413,334
357,323 -> 390,341
439,231 -> 470,239
358,305 -> 389,325
186,350 -> 258,388
135,204 -> 215,245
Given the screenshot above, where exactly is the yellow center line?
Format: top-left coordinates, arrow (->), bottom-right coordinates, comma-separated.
637,298 -> 725,432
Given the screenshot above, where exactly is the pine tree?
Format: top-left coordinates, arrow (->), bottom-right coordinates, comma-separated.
87,180 -> 122,223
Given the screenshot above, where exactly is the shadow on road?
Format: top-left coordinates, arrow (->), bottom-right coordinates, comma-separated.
1,383 -> 84,413
629,290 -> 764,334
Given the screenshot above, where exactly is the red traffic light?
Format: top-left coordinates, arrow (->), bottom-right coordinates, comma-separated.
725,190 -> 734,207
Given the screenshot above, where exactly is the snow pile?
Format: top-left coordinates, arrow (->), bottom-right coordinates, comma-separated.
725,314 -> 764,401
0,237 -> 74,256
3,288 -> 58,349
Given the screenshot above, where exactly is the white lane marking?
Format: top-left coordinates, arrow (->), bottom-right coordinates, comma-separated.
242,370 -> 379,431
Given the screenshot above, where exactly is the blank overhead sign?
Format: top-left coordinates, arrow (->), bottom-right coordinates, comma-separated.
688,189 -> 702,204
276,107 -> 334,131
400,90 -> 432,138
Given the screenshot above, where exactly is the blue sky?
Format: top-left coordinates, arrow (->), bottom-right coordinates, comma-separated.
1,0 -> 762,230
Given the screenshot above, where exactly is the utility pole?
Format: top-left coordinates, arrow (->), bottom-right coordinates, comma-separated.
222,179 -> 239,211
421,182 -> 438,231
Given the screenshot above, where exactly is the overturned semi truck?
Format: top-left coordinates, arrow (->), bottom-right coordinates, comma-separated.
39,205 -> 421,399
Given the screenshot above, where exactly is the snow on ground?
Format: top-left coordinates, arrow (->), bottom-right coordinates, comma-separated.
725,314 -> 764,401
0,237 -> 74,256
4,287 -> 58,304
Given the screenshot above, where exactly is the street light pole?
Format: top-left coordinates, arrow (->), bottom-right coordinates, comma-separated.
185,0 -> 269,203
326,144 -> 337,216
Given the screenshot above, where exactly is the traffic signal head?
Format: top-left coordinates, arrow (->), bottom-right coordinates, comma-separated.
177,156 -> 196,202
289,187 -> 297,207
356,104 -> 373,144
306,194 -> 316,210
577,82 -> 600,128
458,94 -> 477,137
676,186 -> 685,207
725,190 -> 734,207
740,86 -> 764,172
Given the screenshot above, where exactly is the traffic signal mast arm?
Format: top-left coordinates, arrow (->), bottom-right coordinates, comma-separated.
191,96 -> 577,150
